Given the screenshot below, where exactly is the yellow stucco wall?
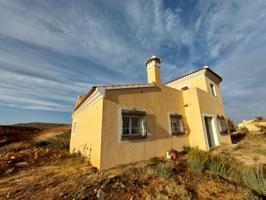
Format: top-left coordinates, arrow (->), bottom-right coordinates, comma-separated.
70,98 -> 104,168
147,66 -> 161,84
70,68 -> 231,170
100,84 -> 190,169
168,73 -> 231,150
167,71 -> 208,92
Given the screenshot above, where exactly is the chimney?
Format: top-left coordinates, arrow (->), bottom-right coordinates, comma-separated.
145,55 -> 161,84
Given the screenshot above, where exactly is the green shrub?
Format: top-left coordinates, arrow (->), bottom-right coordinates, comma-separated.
255,116 -> 264,121
208,156 -> 229,177
239,126 -> 249,134
242,168 -> 266,196
228,166 -> 242,183
247,194 -> 263,200
154,162 -> 173,178
187,148 -> 207,172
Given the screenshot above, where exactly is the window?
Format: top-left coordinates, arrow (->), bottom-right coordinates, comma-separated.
217,116 -> 228,134
210,83 -> 217,96
122,110 -> 147,139
72,120 -> 77,135
170,114 -> 185,136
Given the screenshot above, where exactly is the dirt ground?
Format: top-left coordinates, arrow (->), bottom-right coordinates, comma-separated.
211,132 -> 266,167
0,123 -> 262,199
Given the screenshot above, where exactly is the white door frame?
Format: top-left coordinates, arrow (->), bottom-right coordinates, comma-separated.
202,113 -> 220,150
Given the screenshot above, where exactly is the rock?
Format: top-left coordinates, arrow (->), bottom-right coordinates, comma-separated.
34,152 -> 38,160
5,168 -> 14,174
96,189 -> 105,200
15,161 -> 29,167
10,156 -> 15,160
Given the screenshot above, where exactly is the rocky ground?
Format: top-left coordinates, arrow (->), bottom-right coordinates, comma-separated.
0,123 -> 264,199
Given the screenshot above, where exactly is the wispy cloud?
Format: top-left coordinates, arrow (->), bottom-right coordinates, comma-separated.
0,0 -> 265,122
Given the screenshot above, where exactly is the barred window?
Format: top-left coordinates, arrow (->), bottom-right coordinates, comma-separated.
217,116 -> 228,134
170,114 -> 185,136
122,110 -> 147,139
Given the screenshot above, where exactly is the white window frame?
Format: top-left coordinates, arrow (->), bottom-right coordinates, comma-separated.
168,113 -> 185,136
120,109 -> 147,140
202,113 -> 220,150
210,83 -> 217,97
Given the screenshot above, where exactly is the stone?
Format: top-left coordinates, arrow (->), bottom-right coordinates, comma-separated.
96,189 -> 105,200
15,161 -> 29,167
5,168 -> 14,174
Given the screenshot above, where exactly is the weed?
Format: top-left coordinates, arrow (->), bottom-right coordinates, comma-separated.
154,162 -> 173,178
247,194 -> 263,200
187,148 -> 207,172
144,178 -> 192,200
208,156 -> 229,177
239,126 -> 249,134
242,167 -> 266,196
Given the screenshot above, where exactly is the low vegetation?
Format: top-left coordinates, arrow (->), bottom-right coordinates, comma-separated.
242,168 -> 266,196
208,155 -> 229,177
187,147 -> 207,172
0,123 -> 265,199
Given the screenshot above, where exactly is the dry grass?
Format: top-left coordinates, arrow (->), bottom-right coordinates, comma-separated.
0,123 -> 260,199
212,133 -> 266,166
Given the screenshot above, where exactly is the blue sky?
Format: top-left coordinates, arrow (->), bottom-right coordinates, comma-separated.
0,0 -> 266,124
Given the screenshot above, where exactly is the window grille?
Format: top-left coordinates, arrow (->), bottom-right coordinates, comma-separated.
217,116 -> 228,134
170,115 -> 185,136
122,110 -> 147,139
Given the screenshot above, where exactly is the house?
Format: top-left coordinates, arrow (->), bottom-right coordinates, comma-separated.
70,56 -> 231,170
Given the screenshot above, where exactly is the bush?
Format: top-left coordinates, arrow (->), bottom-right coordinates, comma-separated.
255,116 -> 264,121
241,167 -> 266,196
208,156 -> 229,177
239,126 -> 249,134
154,162 -> 173,178
187,148 -> 207,172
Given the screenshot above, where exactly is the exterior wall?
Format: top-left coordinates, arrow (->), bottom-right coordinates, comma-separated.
168,72 -> 231,150
167,71 -> 208,92
70,98 -> 104,169
100,84 -> 189,169
182,88 -> 208,150
196,85 -> 231,147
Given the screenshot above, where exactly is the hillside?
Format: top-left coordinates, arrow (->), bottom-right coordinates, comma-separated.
0,123 -> 265,199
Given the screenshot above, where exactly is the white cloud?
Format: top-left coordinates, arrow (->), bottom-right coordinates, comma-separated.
0,0 -> 265,122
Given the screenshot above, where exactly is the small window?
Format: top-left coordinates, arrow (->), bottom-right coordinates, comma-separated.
122,110 -> 147,139
180,86 -> 189,91
217,116 -> 228,134
170,114 -> 185,136
72,120 -> 77,135
210,83 -> 216,96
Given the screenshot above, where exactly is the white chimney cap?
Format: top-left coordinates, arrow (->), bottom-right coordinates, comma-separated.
145,55 -> 161,65
202,65 -> 209,69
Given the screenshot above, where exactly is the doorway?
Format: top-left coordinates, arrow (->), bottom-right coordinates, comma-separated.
204,116 -> 217,148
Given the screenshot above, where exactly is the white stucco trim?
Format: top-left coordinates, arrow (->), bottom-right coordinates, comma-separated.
201,113 -> 220,150
103,84 -> 155,90
118,107 -> 148,143
77,88 -> 105,113
166,69 -> 206,87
